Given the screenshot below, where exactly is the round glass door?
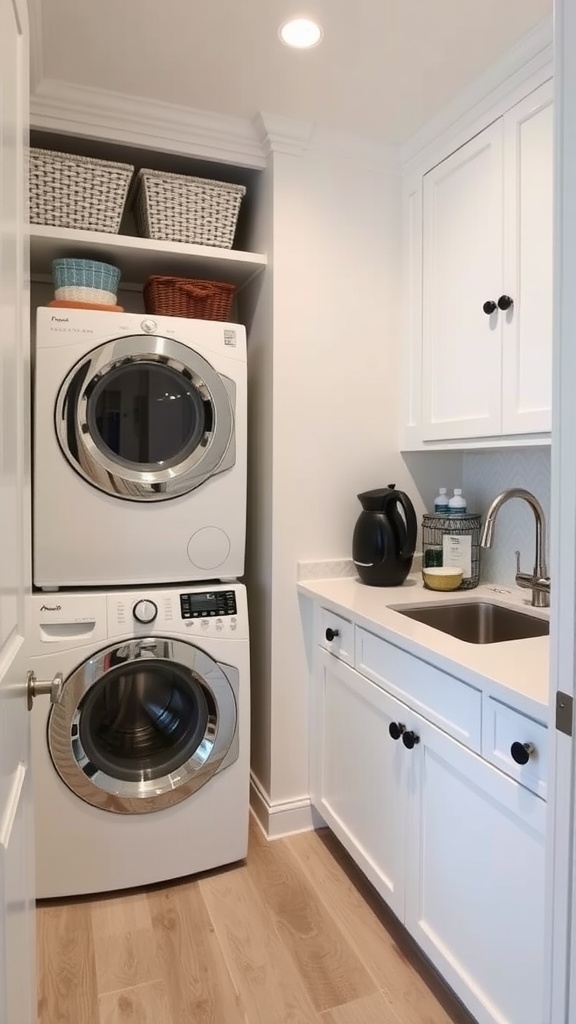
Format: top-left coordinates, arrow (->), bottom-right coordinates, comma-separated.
87,362 -> 207,470
48,638 -> 238,814
55,334 -> 235,500
78,660 -> 211,783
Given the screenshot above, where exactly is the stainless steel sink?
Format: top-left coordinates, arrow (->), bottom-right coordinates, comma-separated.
394,601 -> 549,644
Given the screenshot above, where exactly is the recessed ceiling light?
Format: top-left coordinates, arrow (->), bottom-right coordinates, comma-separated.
279,18 -> 323,49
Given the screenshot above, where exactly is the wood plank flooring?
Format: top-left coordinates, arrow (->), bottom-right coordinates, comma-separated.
37,817 -> 476,1024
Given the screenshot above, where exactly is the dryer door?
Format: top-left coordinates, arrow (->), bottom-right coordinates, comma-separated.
47,637 -> 239,813
55,334 -> 235,500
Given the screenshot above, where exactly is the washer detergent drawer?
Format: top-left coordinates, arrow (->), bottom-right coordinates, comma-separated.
319,607 -> 355,666
355,627 -> 481,751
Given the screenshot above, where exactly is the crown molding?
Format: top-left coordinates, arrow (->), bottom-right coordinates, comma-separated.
30,78 -> 400,173
30,78 -> 267,168
254,112 -> 315,157
400,15 -> 553,170
255,111 -> 400,172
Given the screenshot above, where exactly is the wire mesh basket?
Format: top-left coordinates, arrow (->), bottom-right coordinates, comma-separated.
422,513 -> 481,589
29,149 -> 134,233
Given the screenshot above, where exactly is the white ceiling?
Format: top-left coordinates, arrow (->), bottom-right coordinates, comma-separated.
36,0 -> 552,145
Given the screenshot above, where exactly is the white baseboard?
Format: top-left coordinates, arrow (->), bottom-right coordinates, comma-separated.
249,771 -> 324,839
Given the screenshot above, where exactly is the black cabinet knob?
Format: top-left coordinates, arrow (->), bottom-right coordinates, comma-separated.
402,730 -> 420,750
483,300 -> 497,315
325,628 -> 339,642
497,294 -> 514,311
389,722 -> 405,741
510,741 -> 534,765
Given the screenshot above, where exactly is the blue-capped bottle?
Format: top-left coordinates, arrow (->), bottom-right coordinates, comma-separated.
448,488 -> 467,514
433,487 -> 449,515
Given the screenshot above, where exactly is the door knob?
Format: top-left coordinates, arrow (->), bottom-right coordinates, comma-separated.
27,671 -> 64,711
402,730 -> 420,749
497,295 -> 514,311
389,722 -> 405,741
483,300 -> 497,315
325,628 -> 339,642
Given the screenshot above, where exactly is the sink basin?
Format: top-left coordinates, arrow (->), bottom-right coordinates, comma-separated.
394,601 -> 549,644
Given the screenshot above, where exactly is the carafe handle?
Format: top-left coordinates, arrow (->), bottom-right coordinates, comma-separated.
386,491 -> 417,560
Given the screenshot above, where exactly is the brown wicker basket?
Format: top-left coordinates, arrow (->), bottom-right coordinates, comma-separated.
143,276 -> 236,320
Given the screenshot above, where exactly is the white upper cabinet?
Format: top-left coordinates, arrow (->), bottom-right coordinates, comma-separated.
422,119 -> 504,440
404,77 -> 553,447
501,83 -> 554,435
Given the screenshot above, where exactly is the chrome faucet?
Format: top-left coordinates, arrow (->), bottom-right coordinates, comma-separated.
480,488 -> 550,608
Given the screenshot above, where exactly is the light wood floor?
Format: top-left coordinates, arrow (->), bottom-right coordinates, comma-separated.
37,817 -> 476,1024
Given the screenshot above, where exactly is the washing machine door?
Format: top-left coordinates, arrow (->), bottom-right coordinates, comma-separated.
55,334 -> 235,501
47,637 -> 239,814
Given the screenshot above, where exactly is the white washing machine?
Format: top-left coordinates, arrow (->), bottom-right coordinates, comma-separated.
27,583 -> 250,897
33,308 -> 247,589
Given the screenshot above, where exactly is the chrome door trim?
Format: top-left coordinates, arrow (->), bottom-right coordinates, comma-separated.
47,637 -> 239,814
55,334 -> 235,501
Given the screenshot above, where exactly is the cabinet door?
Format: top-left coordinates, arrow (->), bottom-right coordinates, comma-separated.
311,649 -> 407,919
501,80 -> 554,435
421,120 -> 504,440
405,716 -> 546,1024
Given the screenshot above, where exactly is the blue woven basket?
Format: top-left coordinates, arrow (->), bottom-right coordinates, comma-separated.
52,259 -> 121,292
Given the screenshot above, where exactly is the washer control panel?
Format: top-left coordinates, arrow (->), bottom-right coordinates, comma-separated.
179,590 -> 237,619
106,586 -> 247,640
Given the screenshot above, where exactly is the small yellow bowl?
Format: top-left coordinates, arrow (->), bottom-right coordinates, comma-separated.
422,567 -> 464,592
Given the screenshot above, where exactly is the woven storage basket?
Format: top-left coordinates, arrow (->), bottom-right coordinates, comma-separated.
143,276 -> 236,321
52,258 -> 121,292
135,169 -> 246,248
29,149 -> 134,233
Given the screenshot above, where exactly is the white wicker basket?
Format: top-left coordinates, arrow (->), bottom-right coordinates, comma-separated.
134,168 -> 246,248
29,149 -> 134,233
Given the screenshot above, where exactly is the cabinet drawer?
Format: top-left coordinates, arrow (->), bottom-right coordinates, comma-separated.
318,607 -> 355,666
356,628 -> 481,750
482,697 -> 548,798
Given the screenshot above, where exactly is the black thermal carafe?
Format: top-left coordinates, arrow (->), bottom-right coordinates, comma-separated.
352,485 -> 417,587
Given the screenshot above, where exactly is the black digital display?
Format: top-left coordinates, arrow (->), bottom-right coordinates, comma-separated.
179,590 -> 237,619
187,593 -> 218,608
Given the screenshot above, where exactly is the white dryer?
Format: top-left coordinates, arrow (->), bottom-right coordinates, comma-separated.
27,583 -> 250,897
33,308 -> 247,589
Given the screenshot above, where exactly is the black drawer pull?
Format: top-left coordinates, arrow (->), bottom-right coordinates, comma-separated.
510,741 -> 534,765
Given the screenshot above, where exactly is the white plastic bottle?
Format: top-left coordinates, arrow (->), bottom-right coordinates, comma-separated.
433,487 -> 449,515
448,488 -> 467,514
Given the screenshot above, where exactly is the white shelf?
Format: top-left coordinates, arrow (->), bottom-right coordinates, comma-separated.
29,225 -> 267,289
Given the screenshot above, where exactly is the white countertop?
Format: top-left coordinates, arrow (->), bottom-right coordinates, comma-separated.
297,574 -> 551,720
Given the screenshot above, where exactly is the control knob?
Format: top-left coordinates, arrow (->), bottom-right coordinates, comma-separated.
133,599 -> 158,624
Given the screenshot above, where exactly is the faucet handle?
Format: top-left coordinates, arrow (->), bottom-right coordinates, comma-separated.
515,550 -> 535,591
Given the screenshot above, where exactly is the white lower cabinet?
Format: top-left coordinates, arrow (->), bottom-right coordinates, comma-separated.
405,715 -> 546,1024
312,649 -> 407,919
312,641 -> 546,1024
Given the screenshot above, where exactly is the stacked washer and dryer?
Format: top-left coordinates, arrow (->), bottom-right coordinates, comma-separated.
29,307 -> 250,897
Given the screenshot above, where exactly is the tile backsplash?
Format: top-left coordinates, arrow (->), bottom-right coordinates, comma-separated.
463,448 -> 551,586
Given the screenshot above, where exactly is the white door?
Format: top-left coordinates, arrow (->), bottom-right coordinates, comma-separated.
421,120 -> 504,441
405,715 -> 546,1024
501,80 -> 554,436
312,650 -> 407,919
0,0 -> 34,1022
547,1 -> 576,1020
